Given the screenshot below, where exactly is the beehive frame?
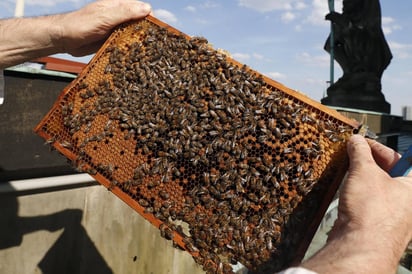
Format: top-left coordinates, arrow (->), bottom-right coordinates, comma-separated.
35,16 -> 361,273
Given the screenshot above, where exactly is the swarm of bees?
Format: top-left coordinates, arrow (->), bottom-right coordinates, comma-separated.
36,16 -> 360,273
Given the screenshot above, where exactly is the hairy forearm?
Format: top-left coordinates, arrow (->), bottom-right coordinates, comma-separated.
0,15 -> 63,69
301,227 -> 408,274
0,1 -> 152,69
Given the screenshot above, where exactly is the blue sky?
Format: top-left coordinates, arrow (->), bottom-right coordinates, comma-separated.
1,0 -> 411,115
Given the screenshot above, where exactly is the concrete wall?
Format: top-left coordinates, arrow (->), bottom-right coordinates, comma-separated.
0,184 -> 205,274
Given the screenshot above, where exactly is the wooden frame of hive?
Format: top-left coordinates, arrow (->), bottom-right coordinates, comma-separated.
35,15 -> 361,274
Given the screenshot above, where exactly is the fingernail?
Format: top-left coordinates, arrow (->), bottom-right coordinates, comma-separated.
350,134 -> 365,142
348,134 -> 366,148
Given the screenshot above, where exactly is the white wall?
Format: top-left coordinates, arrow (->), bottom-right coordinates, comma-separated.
0,184 -> 204,274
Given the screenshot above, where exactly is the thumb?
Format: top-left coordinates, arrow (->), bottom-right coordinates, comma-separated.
114,1 -> 152,22
347,134 -> 376,174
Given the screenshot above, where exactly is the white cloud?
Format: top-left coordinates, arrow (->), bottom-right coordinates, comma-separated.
382,16 -> 402,35
295,2 -> 307,10
185,2 -> 220,13
305,0 -> 328,26
232,53 -> 251,62
185,5 -> 196,12
200,1 -> 220,9
388,41 -> 412,59
237,0 -> 340,28
154,9 -> 178,24
304,77 -> 327,86
265,71 -> 286,80
25,0 -> 59,6
295,24 -> 303,32
15,0 -> 91,16
296,52 -> 329,67
330,0 -> 343,12
194,18 -> 210,25
252,53 -> 264,60
238,0 -> 303,13
26,0 -> 85,7
281,11 -> 296,23
383,16 -> 395,24
231,52 -> 266,63
305,0 -> 342,26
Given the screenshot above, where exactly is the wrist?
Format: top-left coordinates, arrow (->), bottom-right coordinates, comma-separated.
45,15 -> 66,54
302,226 -> 405,274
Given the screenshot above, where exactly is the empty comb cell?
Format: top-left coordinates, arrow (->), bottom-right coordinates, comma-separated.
35,16 -> 361,274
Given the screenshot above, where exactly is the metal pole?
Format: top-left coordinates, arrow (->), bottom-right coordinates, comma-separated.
14,0 -> 25,18
328,0 -> 335,85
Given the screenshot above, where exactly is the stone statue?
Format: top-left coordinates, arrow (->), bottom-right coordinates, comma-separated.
321,0 -> 392,113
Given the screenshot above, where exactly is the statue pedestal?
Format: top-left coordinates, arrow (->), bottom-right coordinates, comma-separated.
321,73 -> 391,114
321,92 -> 391,114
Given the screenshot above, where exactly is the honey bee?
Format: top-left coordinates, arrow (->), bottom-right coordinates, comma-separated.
159,190 -> 170,200
159,223 -> 174,240
44,137 -> 56,146
138,198 -> 149,208
78,82 -> 88,90
108,180 -> 118,191
87,168 -> 97,175
182,238 -> 199,253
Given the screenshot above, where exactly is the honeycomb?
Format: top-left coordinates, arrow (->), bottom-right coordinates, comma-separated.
35,16 -> 361,274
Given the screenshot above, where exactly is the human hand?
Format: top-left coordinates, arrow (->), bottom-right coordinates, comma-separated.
54,0 -> 151,56
325,11 -> 341,22
330,135 -> 412,240
301,135 -> 412,274
325,11 -> 348,27
328,135 -> 412,272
